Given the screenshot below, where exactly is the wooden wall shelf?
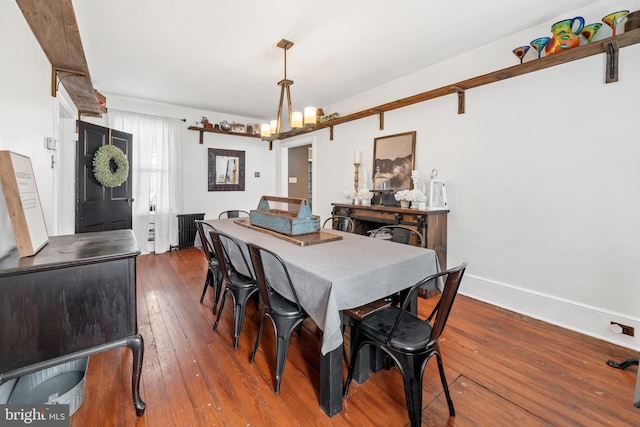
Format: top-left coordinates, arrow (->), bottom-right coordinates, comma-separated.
188,126 -> 262,144
261,29 -> 640,142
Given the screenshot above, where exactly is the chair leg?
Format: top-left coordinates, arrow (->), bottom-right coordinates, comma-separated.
213,269 -> 223,313
213,289 -> 228,331
343,325 -> 363,397
250,311 -> 268,363
394,352 -> 428,427
434,351 -> 455,416
231,288 -> 257,349
200,270 -> 211,303
272,317 -> 303,394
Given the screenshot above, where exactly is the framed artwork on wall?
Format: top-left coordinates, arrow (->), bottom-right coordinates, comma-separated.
372,131 -> 416,191
208,148 -> 245,191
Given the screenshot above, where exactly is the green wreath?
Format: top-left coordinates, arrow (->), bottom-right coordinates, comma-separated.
92,145 -> 129,188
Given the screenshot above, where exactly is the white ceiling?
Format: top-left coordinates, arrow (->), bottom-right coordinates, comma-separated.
72,0 -> 598,121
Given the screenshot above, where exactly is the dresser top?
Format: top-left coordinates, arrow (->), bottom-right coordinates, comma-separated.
0,229 -> 139,276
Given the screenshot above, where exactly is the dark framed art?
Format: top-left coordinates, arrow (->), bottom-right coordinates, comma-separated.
372,131 -> 416,191
208,148 -> 245,191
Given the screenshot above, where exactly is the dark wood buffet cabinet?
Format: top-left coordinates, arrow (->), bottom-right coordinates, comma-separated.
332,202 -> 448,273
0,229 -> 145,415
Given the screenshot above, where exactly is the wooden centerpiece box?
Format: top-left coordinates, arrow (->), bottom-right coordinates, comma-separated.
250,196 -> 320,235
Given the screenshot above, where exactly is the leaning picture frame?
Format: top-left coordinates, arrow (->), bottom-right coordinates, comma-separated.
208,148 -> 245,191
372,131 -> 416,192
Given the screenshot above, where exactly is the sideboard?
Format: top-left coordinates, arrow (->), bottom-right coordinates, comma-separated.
0,229 -> 145,415
331,203 -> 448,292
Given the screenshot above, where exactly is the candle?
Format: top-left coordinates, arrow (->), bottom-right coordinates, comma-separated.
354,150 -> 361,164
260,123 -> 271,138
304,106 -> 317,125
291,112 -> 303,128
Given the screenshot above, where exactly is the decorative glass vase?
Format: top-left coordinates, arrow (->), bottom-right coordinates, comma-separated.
545,16 -> 585,55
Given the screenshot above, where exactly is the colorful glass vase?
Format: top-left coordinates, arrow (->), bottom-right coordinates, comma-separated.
581,23 -> 602,44
602,10 -> 629,37
530,37 -> 550,58
545,16 -> 585,55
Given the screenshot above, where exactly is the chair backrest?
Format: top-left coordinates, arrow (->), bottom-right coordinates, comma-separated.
371,225 -> 425,247
390,262 -> 467,347
218,210 -> 250,219
195,220 -> 215,263
247,243 -> 305,314
209,229 -> 254,280
322,216 -> 355,233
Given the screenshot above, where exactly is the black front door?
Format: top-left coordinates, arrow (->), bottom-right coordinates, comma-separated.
76,121 -> 133,233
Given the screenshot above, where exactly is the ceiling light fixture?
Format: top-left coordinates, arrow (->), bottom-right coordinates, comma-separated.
261,39 -> 316,140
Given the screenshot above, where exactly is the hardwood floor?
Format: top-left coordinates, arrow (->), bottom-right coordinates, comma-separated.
70,248 -> 638,426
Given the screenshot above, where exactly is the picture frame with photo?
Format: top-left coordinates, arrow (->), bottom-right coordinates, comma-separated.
372,131 -> 416,192
208,148 -> 245,191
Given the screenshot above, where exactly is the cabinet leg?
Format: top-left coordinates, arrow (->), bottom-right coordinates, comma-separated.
127,334 -> 146,416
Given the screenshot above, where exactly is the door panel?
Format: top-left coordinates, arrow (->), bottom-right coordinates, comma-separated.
76,122 -> 133,233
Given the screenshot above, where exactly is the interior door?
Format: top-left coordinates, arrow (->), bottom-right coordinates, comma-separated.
76,121 -> 133,233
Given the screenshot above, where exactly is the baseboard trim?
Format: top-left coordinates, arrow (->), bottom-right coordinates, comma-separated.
460,274 -> 640,352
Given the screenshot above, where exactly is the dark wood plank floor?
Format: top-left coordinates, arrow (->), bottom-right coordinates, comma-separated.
70,248 -> 639,426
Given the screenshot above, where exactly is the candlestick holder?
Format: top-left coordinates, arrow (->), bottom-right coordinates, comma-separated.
354,163 -> 360,203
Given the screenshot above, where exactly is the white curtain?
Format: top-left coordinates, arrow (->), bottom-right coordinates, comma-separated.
108,109 -> 182,253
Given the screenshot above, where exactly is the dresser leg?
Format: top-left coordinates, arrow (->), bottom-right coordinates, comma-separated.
127,334 -> 146,416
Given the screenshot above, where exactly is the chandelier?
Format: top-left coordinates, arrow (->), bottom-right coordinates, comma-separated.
260,39 -> 316,140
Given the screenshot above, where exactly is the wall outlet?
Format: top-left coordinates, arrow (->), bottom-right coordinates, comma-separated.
611,321 -> 635,337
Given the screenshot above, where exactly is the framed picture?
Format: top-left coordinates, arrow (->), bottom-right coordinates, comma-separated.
208,148 -> 245,191
372,131 -> 416,191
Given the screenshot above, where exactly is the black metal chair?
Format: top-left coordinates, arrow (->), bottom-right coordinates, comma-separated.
210,229 -> 259,349
195,220 -> 223,314
218,210 -> 250,219
247,243 -> 309,394
343,225 -> 426,365
322,215 -> 355,233
343,263 -> 468,427
370,225 -> 425,247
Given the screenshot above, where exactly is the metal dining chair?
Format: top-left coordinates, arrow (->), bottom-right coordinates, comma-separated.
195,220 -> 223,314
370,225 -> 425,247
322,215 -> 355,233
344,225 -> 426,365
344,263 -> 468,427
247,243 -> 309,394
210,229 -> 259,349
218,210 -> 250,219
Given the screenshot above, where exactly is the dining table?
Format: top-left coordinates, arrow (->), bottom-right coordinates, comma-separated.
201,218 -> 441,416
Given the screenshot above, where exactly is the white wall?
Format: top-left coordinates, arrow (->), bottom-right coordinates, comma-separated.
0,1 -> 72,257
301,0 -> 640,350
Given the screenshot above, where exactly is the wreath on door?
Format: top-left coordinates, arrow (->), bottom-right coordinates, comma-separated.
92,145 -> 129,188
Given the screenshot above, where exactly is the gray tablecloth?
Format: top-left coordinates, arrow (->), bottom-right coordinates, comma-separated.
203,219 -> 440,354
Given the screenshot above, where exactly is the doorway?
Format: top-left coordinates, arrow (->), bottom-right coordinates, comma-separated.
75,121 -> 133,233
287,144 -> 312,206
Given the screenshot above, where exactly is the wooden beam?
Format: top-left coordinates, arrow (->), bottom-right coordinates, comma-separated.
17,0 -> 101,116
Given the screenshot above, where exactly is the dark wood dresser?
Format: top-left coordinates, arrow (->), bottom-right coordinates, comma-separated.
332,202 -> 448,272
0,229 -> 145,415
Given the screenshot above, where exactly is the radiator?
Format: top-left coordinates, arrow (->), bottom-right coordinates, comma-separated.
174,213 -> 205,250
